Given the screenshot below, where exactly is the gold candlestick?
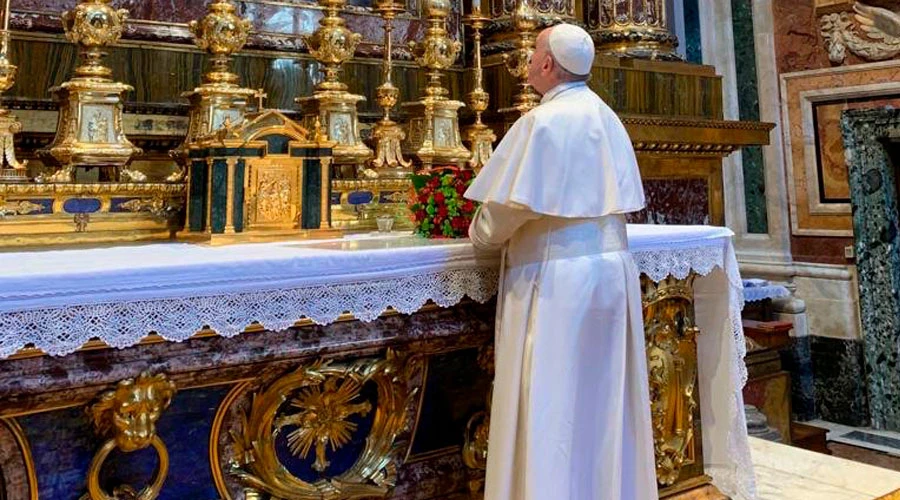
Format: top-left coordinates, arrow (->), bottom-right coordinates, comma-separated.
463,13 -> 495,172
37,0 -> 143,183
298,0 -> 372,166
499,0 -> 540,121
369,0 -> 411,176
171,0 -> 255,182
401,0 -> 471,168
0,28 -> 27,182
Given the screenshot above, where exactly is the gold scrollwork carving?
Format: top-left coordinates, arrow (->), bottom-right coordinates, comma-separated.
230,349 -> 423,499
83,371 -> 177,500
641,274 -> 700,487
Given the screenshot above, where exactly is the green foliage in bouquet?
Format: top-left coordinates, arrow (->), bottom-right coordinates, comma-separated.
408,167 -> 478,238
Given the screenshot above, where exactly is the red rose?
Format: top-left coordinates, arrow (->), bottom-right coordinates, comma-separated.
415,210 -> 426,221
418,193 -> 429,204
452,216 -> 466,230
428,177 -> 440,189
462,200 -> 475,213
456,183 -> 466,195
437,206 -> 448,218
434,192 -> 445,204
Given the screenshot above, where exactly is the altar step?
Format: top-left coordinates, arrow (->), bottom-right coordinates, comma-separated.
751,436 -> 900,499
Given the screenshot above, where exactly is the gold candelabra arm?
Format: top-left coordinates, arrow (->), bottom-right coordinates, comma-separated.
463,13 -> 495,170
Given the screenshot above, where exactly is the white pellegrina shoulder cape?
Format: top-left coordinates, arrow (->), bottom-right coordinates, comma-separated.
465,82 -> 645,217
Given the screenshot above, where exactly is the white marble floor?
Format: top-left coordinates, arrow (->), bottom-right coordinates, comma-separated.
751,437 -> 900,499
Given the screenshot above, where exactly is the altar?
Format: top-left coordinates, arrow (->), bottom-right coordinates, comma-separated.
0,225 -> 753,500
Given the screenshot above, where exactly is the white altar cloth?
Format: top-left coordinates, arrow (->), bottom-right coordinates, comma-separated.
0,224 -> 754,499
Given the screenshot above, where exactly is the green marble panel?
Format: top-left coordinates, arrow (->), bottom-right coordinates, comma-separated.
841,108 -> 900,430
211,159 -> 228,234
189,160 -> 207,232
234,159 -> 245,233
731,0 -> 768,234
301,158 -> 321,230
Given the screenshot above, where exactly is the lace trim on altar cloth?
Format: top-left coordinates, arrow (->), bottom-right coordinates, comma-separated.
0,267 -> 500,359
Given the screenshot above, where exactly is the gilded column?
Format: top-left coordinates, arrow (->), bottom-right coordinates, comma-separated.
585,0 -> 679,60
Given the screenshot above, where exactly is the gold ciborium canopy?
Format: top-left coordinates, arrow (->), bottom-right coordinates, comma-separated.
401,0 -> 470,168
38,0 -> 143,182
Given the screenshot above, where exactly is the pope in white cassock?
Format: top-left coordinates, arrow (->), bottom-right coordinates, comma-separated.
464,24 -> 658,500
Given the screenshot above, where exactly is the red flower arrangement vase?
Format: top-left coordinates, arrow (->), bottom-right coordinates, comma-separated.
408,167 -> 478,239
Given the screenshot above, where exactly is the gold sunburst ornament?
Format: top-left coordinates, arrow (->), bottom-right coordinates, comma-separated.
275,377 -> 373,472
230,350 -> 424,499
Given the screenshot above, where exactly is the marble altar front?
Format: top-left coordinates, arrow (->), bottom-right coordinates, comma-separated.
0,225 -> 753,500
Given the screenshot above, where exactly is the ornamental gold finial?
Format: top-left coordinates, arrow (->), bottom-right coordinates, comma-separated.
189,0 -> 251,87
463,12 -> 495,171
502,0 -> 540,113
369,0 -> 411,175
61,0 -> 129,81
304,0 -> 361,91
409,0 -> 461,99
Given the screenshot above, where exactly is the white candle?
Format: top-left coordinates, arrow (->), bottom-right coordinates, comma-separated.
471,0 -> 481,15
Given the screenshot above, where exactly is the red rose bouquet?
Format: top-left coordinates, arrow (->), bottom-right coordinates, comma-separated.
409,167 -> 478,238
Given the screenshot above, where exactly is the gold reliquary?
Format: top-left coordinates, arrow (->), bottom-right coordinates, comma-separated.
185,110 -> 339,243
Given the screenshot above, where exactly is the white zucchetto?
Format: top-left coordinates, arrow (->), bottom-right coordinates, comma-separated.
548,24 -> 595,76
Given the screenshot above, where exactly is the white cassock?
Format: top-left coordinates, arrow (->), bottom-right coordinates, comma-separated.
465,81 -> 658,500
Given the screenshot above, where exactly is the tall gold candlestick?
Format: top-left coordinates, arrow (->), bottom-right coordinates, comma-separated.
0,27 -> 27,181
402,0 -> 471,168
369,0 -> 411,174
500,0 -> 540,118
3,0 -> 10,32
463,13 -> 495,171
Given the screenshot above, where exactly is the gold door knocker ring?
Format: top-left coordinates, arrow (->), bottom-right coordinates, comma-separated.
83,371 -> 176,500
86,436 -> 169,500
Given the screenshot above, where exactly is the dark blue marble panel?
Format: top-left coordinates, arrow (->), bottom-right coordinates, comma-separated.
409,348 -> 491,457
810,336 -> 869,427
347,191 -> 374,205
261,134 -> 291,155
301,158 -> 321,229
62,198 -> 101,214
780,335 -> 817,421
18,386 -> 232,499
